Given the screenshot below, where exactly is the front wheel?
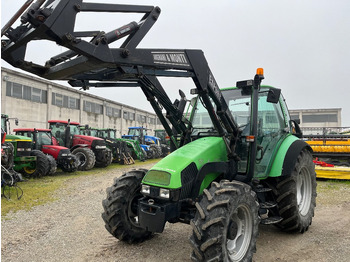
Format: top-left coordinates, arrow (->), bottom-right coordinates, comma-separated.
190,180 -> 259,262
102,170 -> 152,243
46,154 -> 57,175
72,147 -> 95,171
274,149 -> 317,233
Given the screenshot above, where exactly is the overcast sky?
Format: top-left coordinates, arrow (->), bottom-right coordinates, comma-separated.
1,0 -> 350,126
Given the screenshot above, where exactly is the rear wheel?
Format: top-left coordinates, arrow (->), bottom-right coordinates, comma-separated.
46,154 -> 57,175
22,150 -> 49,178
274,149 -> 317,233
102,170 -> 152,243
72,147 -> 95,171
190,180 -> 259,262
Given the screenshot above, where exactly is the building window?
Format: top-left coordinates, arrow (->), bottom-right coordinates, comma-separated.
52,92 -> 79,109
137,114 -> 146,123
83,101 -> 103,114
149,117 -> 155,125
123,111 -> 129,120
290,114 -> 299,121
106,106 -> 121,118
6,81 -> 47,103
302,114 -> 338,123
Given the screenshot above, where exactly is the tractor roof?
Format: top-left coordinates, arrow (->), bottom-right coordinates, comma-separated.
48,120 -> 80,125
14,128 -> 51,132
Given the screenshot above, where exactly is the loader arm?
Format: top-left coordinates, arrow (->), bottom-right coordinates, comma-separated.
1,0 -> 242,159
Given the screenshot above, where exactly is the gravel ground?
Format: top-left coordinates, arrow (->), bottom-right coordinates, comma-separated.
2,163 -> 350,262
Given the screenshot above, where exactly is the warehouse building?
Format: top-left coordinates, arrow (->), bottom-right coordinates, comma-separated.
289,108 -> 342,128
1,67 -> 162,137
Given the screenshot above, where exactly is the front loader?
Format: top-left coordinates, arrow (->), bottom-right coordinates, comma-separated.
1,1 -> 317,261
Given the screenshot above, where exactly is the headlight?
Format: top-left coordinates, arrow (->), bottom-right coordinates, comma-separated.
95,145 -> 106,149
159,188 -> 170,199
141,184 -> 150,194
61,153 -> 68,156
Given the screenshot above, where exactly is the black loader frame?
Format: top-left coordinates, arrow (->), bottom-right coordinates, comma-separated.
2,0 -> 243,170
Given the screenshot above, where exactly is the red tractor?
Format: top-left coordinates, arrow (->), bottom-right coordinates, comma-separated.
48,120 -> 112,170
14,128 -> 78,173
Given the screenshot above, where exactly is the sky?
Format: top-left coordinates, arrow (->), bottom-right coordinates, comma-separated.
1,0 -> 350,126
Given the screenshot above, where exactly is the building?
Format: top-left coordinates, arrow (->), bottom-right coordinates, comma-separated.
289,108 -> 342,128
1,67 -> 162,137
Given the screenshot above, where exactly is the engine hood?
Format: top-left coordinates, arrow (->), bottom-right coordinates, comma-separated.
143,137 -> 227,189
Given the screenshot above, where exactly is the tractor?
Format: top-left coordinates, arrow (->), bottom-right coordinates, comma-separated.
97,128 -> 146,162
48,120 -> 112,170
79,126 -> 131,164
122,127 -> 162,159
1,114 -> 48,178
1,1 -> 317,261
14,128 -> 78,173
154,129 -> 170,157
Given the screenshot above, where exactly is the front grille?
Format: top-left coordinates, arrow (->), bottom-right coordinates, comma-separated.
16,141 -> 32,157
180,162 -> 198,199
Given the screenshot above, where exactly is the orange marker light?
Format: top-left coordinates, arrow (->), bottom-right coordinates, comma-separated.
246,135 -> 255,142
256,68 -> 264,76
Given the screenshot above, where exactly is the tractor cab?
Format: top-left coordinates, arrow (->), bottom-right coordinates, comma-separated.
14,128 -> 53,150
191,85 -> 290,179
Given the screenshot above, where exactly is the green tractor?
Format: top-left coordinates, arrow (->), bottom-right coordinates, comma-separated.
97,128 -> 146,163
1,114 -> 49,178
1,2 -> 317,260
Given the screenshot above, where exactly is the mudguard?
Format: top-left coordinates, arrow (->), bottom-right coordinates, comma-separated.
269,135 -> 312,177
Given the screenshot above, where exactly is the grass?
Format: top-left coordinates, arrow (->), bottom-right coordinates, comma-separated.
1,159 -> 160,218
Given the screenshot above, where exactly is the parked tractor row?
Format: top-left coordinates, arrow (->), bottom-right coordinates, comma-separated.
1,114 -> 166,179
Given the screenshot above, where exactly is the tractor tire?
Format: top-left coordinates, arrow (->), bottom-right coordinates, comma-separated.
102,170 -> 153,243
22,150 -> 50,178
46,154 -> 57,175
274,148 -> 317,233
95,148 -> 113,168
60,154 -> 78,173
190,180 -> 259,262
140,148 -> 147,161
149,144 -> 160,158
72,147 -> 95,171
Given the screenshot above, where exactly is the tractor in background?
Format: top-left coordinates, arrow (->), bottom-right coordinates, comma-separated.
14,128 -> 78,173
1,114 -> 48,178
122,127 -> 162,159
154,129 -> 170,157
98,128 -> 146,162
48,120 -> 112,170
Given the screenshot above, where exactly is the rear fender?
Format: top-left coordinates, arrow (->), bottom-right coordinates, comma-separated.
269,136 -> 312,177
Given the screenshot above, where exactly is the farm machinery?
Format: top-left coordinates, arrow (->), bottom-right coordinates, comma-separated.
1,114 -> 48,178
122,127 -> 162,159
48,120 -> 112,170
14,128 -> 78,173
80,126 -> 136,164
1,1 -> 317,261
97,128 -> 146,163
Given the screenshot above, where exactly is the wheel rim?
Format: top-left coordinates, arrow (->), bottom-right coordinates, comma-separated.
226,204 -> 253,261
23,166 -> 36,174
297,166 -> 312,216
127,189 -> 142,228
74,152 -> 86,167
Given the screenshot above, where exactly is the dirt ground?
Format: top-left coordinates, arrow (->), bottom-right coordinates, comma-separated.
2,164 -> 350,262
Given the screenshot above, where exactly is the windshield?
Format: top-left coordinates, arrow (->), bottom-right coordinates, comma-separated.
70,125 -> 80,136
191,89 -> 251,131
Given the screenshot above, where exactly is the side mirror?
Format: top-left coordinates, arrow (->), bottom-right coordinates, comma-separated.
267,88 -> 281,104
15,118 -> 19,125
